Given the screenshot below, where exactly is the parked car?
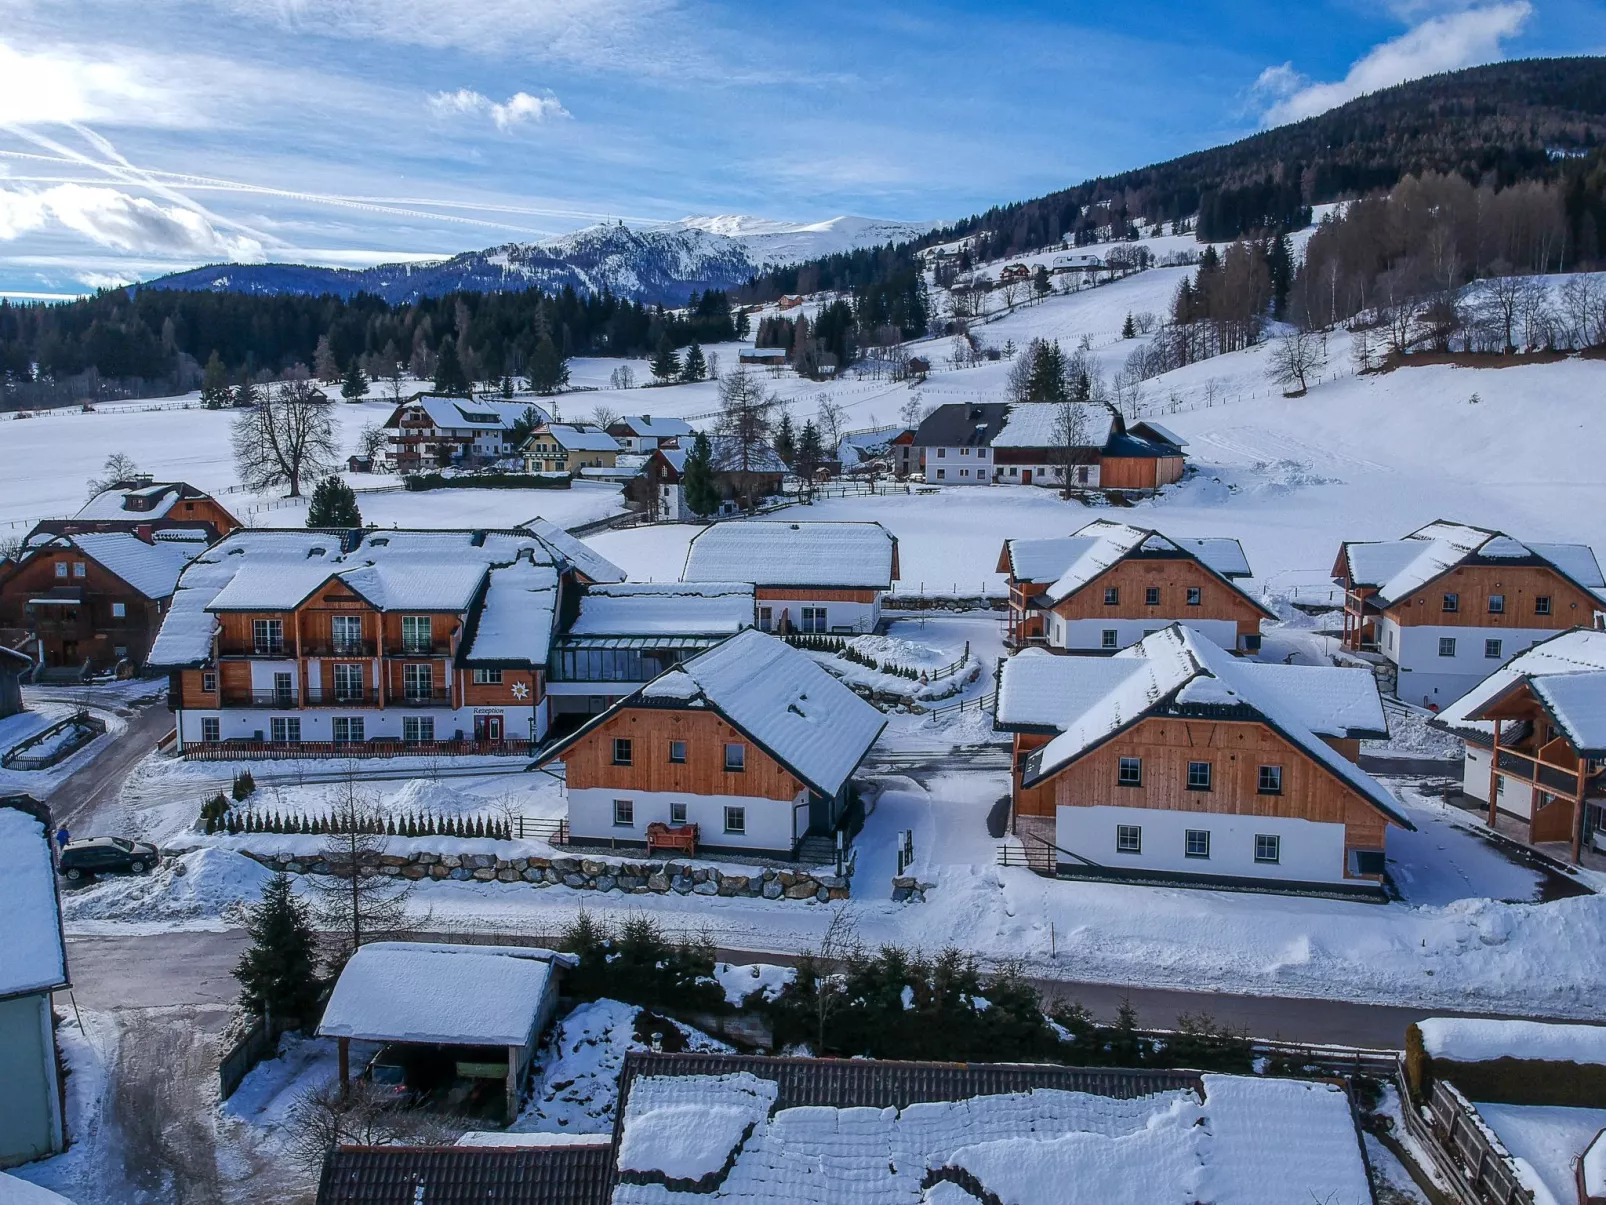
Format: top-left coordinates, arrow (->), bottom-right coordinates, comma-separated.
58,836 -> 159,881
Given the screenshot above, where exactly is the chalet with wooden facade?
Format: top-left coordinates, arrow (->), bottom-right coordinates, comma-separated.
683,520 -> 898,634
998,519 -> 1271,654
521,423 -> 622,477
149,526 -> 625,757
537,629 -> 885,858
0,531 -> 204,675
995,626 -> 1404,893
912,402 -> 1186,490
1334,521 -> 1605,707
29,478 -> 239,543
605,415 -> 692,453
1433,628 -> 1606,863
379,394 -> 548,473
640,439 -> 789,520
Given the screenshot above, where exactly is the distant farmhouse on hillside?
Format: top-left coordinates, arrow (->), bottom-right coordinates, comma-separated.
379,393 -> 549,473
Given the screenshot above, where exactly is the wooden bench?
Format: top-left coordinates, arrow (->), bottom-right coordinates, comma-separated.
646,822 -> 699,856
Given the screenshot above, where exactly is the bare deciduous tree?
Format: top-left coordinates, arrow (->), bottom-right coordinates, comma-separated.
356,422 -> 387,464
714,368 -> 777,475
232,376 -> 338,497
1268,328 -> 1328,396
608,364 -> 636,391
307,775 -> 423,969
86,451 -> 142,500
590,404 -> 622,430
815,397 -> 846,451
287,1079 -> 464,1176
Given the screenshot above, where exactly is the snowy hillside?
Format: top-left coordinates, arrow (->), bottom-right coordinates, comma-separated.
138,214 -> 934,306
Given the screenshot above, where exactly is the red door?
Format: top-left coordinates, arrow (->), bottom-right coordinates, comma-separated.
474,714 -> 504,742
1021,470 -> 1032,485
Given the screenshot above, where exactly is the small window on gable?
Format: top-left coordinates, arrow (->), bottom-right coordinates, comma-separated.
1257,765 -> 1283,795
1118,757 -> 1142,786
1187,761 -> 1212,791
1488,594 -> 1505,614
1144,586 -> 1160,606
1442,592 -> 1459,613
1535,595 -> 1552,616
724,743 -> 746,772
1104,587 -> 1119,606
73,562 -> 87,578
1186,587 -> 1202,607
612,737 -> 632,766
668,740 -> 687,764
54,562 -> 68,579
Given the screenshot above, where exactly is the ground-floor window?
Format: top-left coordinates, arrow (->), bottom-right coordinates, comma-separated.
1115,824 -> 1141,854
200,717 -> 220,743
1485,639 -> 1502,659
670,801 -> 688,825
333,716 -> 364,743
270,717 -> 301,743
801,607 -> 828,633
1438,637 -> 1457,657
1102,629 -> 1118,650
724,806 -> 746,835
403,716 -> 435,743
1185,829 -> 1211,858
613,799 -> 634,827
1254,833 -> 1281,863
758,606 -> 773,631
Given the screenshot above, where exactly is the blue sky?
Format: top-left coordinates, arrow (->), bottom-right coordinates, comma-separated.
0,0 -> 1600,297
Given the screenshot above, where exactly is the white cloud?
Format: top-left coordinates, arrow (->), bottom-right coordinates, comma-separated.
1254,2 -> 1531,126
428,89 -> 571,131
0,40 -> 205,128
0,183 -> 265,259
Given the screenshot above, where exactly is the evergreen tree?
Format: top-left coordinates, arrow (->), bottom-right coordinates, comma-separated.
650,333 -> 681,383
306,476 -> 362,528
314,335 -> 339,384
734,308 -> 751,341
233,872 -> 320,1022
680,341 -> 707,382
340,361 -> 369,402
680,430 -> 720,517
233,377 -> 259,408
1121,312 -> 1137,339
200,351 -> 230,409
1267,231 -> 1294,319
433,337 -> 472,396
773,411 -> 797,466
526,334 -> 569,395
795,420 -> 824,498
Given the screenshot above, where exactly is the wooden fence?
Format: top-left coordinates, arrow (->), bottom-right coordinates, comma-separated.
1426,1079 -> 1535,1205
182,738 -> 532,762
218,1015 -> 284,1101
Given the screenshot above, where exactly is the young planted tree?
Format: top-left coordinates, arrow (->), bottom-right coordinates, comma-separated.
233,871 -> 321,1024
232,377 -> 338,498
308,780 -> 421,971
680,430 -> 721,518
340,361 -> 369,402
306,476 -> 363,528
649,334 -> 681,384
200,351 -> 231,409
680,341 -> 707,382
233,377 -> 260,409
794,420 -> 824,501
433,337 -> 472,396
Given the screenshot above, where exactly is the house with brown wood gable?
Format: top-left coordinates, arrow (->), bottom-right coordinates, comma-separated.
28,477 -> 239,544
1433,627 -> 1606,863
994,626 -> 1404,894
998,519 -> 1271,654
1334,521 -> 1605,708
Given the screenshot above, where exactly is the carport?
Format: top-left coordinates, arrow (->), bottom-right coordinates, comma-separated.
318,942 -> 573,1125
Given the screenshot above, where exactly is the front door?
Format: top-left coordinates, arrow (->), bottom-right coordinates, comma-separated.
1021,470 -> 1032,485
474,713 -> 504,742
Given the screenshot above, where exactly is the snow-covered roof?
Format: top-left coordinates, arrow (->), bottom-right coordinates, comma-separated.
1340,521 -> 1604,605
636,629 -> 886,798
1417,1017 -> 1606,1066
1003,522 -> 1251,587
398,394 -> 547,433
567,583 -> 755,637
536,423 -> 621,453
615,415 -> 693,439
318,942 -> 572,1047
1019,626 -> 1408,825
520,517 -> 627,584
460,558 -> 560,666
0,801 -> 68,999
1435,628 -> 1606,750
1132,420 -> 1187,449
609,1069 -> 1371,1204
683,521 -> 896,589
991,402 -> 1116,449
995,648 -> 1141,731
38,532 -> 201,600
75,481 -> 186,520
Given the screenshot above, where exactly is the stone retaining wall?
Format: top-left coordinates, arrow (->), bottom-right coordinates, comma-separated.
238,848 -> 851,901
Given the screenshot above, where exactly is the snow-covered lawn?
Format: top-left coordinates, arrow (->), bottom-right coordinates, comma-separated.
0,702 -> 125,798
1472,1102 -> 1606,1205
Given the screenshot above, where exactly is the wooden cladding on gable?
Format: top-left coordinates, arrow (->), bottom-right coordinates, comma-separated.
562,707 -> 802,801
1047,557 -> 1263,629
1387,564 -> 1595,628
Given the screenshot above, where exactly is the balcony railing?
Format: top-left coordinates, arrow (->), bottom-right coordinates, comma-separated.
223,690 -> 301,709
302,641 -> 376,658
1496,747 -> 1594,797
396,641 -> 452,657
387,687 -> 450,707
305,687 -> 369,706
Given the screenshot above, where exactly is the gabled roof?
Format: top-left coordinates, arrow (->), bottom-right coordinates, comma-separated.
565,583 -> 755,638
683,521 -> 897,590
1014,626 -> 1409,827
651,437 -> 789,478
991,402 -> 1117,449
520,517 -> 627,585
0,795 -> 68,1000
531,423 -> 621,453
28,531 -> 202,600
912,402 -> 1010,448
74,479 -> 213,520
1336,521 -> 1605,607
611,415 -> 693,439
1435,628 -> 1606,752
317,1146 -> 612,1205
1130,420 -> 1187,450
459,558 -> 560,667
392,394 -> 548,433
541,630 -> 886,800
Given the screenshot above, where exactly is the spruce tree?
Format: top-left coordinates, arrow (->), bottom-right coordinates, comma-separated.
434,337 -> 472,396
680,341 -> 707,382
1122,312 -> 1137,339
314,335 -> 339,384
527,334 -> 569,395
681,430 -> 720,517
306,476 -> 362,528
650,334 -> 681,383
773,411 -> 797,466
340,361 -> 369,402
200,351 -> 230,409
795,420 -> 824,498
233,872 -> 320,1023
232,377 -> 259,408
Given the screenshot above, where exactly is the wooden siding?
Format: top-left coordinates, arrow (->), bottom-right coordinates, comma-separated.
1385,564 -> 1596,629
1012,732 -> 1056,820
1028,716 -> 1392,869
754,586 -> 879,603
561,707 -> 802,801
1099,456 -> 1184,491
1046,557 -> 1265,634
0,545 -> 167,669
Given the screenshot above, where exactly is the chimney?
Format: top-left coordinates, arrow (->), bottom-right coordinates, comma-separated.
642,414 -> 650,424
136,524 -> 153,543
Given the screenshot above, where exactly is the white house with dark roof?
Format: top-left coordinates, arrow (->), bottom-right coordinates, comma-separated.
682,520 -> 898,634
998,519 -> 1270,653
537,630 -> 886,858
0,794 -> 69,1168
606,415 -> 693,453
380,394 -> 549,472
1335,521 -> 1606,706
1433,627 -> 1606,861
643,439 -> 789,521
995,626 -> 1405,893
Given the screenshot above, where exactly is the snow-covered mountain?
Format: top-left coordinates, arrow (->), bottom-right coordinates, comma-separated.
138,214 -> 938,306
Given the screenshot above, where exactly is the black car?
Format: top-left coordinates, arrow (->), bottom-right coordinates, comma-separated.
58,836 -> 160,881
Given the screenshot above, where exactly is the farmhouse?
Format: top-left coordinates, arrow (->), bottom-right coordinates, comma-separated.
1433,627 -> 1606,863
995,625 -> 1403,893
0,794 -> 68,1169
379,393 -> 548,472
1335,521 -> 1606,706
737,346 -> 789,368
682,520 -> 898,634
521,423 -> 622,476
606,415 -> 693,452
0,529 -> 205,675
537,629 -> 885,859
150,526 -> 624,756
834,426 -> 905,476
636,439 -> 789,520
997,519 -> 1271,653
29,477 -> 239,543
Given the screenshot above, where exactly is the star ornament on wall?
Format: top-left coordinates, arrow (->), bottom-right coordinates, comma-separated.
511,682 -> 530,700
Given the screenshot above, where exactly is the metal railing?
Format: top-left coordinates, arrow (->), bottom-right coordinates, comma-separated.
224,690 -> 300,709
513,816 -> 570,844
386,687 -> 451,706
301,642 -> 376,658
182,738 -> 532,762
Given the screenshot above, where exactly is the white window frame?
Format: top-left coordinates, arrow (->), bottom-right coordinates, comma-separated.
613,799 -> 634,827
200,716 -> 220,743
1187,761 -> 1212,791
1184,829 -> 1210,859
1485,638 -> 1503,660
402,715 -> 435,743
269,716 -> 301,744
472,668 -> 504,684
724,742 -> 746,772
724,805 -> 746,834
1438,637 -> 1457,658
1101,629 -> 1119,650
1115,824 -> 1141,854
1254,833 -> 1281,864
1257,765 -> 1283,795
1117,756 -> 1142,786
111,602 -> 126,618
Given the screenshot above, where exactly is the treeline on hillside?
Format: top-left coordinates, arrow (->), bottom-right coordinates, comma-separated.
740,57 -> 1606,297
0,284 -> 742,408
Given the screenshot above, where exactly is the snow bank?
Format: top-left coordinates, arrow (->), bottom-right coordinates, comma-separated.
1418,1018 -> 1606,1066
59,846 -> 273,929
455,1131 -> 611,1147
1472,1103 -> 1606,1205
713,962 -> 795,1006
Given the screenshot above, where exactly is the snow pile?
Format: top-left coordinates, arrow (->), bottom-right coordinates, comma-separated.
713,962 -> 796,1006
0,1171 -> 79,1204
319,942 -> 569,1046
1418,1017 -> 1606,1066
60,846 -> 273,929
0,804 -> 67,997
1585,1130 -> 1606,1200
1471,1103 -> 1606,1205
456,1131 -> 611,1147
616,1073 -> 777,1182
845,634 -> 955,672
